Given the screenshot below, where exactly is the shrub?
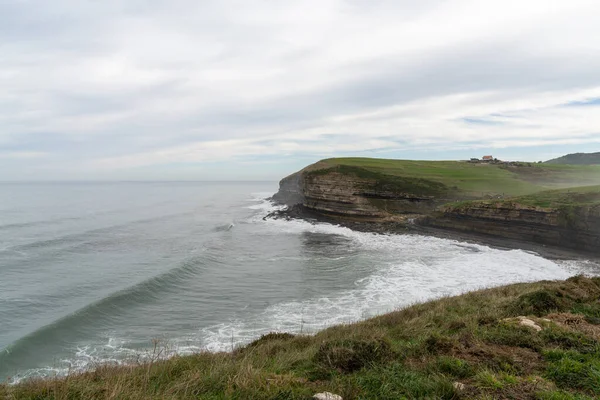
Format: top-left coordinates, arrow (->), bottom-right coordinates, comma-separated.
246,332 -> 296,347
479,323 -> 543,350
540,327 -> 598,354
571,303 -> 600,324
313,338 -> 393,373
424,333 -> 456,354
512,290 -> 564,316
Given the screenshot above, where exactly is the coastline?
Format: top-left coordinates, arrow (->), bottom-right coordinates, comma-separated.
265,204 -> 600,262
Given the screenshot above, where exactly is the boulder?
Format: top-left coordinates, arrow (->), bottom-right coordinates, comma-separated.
517,316 -> 543,332
313,393 -> 343,400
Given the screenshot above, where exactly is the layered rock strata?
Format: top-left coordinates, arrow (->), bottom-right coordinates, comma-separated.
271,165 -> 600,254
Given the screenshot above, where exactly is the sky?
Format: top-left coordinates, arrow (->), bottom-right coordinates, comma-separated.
1,0 -> 600,181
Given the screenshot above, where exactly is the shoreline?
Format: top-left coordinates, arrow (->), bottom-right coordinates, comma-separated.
265,204 -> 600,262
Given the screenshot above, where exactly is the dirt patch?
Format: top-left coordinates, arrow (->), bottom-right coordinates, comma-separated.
547,313 -> 600,341
453,343 -> 543,375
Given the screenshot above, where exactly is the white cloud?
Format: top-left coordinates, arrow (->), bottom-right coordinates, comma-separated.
1,0 -> 600,179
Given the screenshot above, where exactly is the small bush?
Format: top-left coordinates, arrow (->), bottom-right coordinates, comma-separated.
479,323 -> 543,350
313,338 -> 393,373
424,333 -> 456,354
571,303 -> 600,324
512,290 -> 564,316
246,332 -> 296,348
447,319 -> 467,333
540,327 -> 598,354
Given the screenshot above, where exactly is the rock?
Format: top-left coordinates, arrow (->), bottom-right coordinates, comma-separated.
517,316 -> 543,332
453,382 -> 466,391
313,393 -> 343,400
501,316 -> 544,332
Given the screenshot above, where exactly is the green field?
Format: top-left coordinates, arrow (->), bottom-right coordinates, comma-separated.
306,158 -> 600,199
448,185 -> 600,210
6,277 -> 600,399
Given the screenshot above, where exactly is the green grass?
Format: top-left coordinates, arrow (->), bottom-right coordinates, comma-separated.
467,186 -> 600,209
5,276 -> 600,399
302,158 -> 600,199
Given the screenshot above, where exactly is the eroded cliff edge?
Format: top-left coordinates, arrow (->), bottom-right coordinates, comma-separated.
428,201 -> 600,254
270,159 -> 600,254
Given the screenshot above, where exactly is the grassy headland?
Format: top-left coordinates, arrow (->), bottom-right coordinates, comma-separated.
545,152 -> 600,166
4,276 -> 600,399
304,158 -> 600,199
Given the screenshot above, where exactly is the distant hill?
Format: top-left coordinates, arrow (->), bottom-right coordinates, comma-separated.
545,152 -> 600,165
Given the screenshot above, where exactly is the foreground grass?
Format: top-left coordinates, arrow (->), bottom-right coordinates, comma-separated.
4,276 -> 600,399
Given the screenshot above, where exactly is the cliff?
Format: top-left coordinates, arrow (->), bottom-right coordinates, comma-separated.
426,201 -> 600,254
273,163 -> 448,220
271,158 -> 600,254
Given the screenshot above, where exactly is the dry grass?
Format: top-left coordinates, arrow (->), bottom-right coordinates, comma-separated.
3,276 -> 600,399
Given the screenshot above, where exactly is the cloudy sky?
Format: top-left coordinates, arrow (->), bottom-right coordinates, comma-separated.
1,0 -> 600,180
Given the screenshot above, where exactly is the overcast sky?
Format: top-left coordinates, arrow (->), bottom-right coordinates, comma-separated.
1,0 -> 600,180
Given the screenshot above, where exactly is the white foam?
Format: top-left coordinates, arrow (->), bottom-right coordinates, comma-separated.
244,195 -> 286,221
197,217 -> 592,352
7,337 -> 198,385
246,192 -> 276,202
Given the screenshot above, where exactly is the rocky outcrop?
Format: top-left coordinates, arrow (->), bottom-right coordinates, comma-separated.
424,202 -> 600,254
271,163 -> 600,254
272,164 -> 444,221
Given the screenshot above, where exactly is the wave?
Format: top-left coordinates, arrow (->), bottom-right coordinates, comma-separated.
213,223 -> 235,232
0,216 -> 84,231
0,210 -> 199,256
0,249 -> 215,381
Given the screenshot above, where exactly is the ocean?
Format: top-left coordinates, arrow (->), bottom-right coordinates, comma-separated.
1,181 -> 598,383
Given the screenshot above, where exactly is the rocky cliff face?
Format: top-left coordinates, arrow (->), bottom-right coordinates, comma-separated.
425,203 -> 600,254
272,166 -> 439,220
272,165 -> 600,254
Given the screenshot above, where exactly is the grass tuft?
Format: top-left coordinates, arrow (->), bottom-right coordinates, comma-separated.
313,338 -> 393,373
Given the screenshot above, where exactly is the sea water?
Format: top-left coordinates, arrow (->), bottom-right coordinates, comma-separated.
1,181 -> 598,383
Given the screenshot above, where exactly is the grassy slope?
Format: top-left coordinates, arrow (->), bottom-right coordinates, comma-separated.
5,277 -> 600,399
545,152 -> 600,165
445,185 -> 600,212
307,158 -> 600,198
